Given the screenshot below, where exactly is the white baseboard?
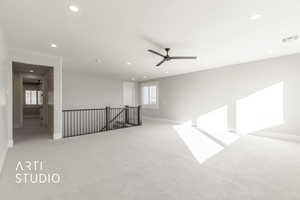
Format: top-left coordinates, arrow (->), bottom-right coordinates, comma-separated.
53,132 -> 62,140
0,145 -> 8,175
143,116 -> 183,124
250,131 -> 300,143
8,139 -> 13,148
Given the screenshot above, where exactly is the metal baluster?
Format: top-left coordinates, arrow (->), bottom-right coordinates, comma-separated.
94,109 -> 96,133
84,110 -> 86,135
83,110 -> 85,134
92,109 -> 94,133
90,110 -> 92,133
78,110 -> 80,135
62,112 -> 64,137
91,109 -> 93,133
96,109 -> 98,132
73,111 -> 75,136
86,110 -> 88,134
99,109 -> 100,132
67,112 -> 69,137
79,110 -> 82,135
69,111 -> 71,137
72,111 -> 74,137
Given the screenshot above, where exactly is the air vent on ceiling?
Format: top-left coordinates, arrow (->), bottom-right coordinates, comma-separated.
282,35 -> 298,43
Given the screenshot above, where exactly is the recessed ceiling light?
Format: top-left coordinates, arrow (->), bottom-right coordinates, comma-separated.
131,78 -> 135,81
282,35 -> 298,43
250,14 -> 261,20
69,5 -> 79,12
51,44 -> 57,48
143,76 -> 147,78
29,70 -> 34,73
126,62 -> 132,66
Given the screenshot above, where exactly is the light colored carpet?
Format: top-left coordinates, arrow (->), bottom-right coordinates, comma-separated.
13,118 -> 52,145
0,119 -> 300,200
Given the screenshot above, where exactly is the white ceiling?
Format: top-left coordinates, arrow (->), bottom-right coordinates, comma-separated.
1,0 -> 300,81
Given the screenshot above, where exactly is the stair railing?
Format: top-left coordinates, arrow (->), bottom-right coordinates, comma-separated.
62,105 -> 141,138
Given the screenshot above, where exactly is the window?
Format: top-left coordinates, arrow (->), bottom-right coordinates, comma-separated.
38,91 -> 43,105
25,90 -> 43,105
141,82 -> 158,108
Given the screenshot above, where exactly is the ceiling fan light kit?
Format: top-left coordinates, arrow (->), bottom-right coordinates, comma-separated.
148,48 -> 197,67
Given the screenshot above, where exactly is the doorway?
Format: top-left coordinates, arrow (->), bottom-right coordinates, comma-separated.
12,62 -> 54,144
123,81 -> 137,106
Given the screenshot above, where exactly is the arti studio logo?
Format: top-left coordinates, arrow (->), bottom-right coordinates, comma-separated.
15,160 -> 61,184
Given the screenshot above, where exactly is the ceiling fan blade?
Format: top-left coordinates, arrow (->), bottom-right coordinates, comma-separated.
170,56 -> 197,59
148,49 -> 165,58
156,59 -> 166,67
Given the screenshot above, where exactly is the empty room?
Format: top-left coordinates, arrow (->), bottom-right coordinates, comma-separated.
0,0 -> 300,199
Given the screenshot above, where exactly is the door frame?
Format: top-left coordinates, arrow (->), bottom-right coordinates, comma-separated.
7,48 -> 63,147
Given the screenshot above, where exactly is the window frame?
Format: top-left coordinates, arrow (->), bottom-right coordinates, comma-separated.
24,90 -> 43,105
140,81 -> 159,109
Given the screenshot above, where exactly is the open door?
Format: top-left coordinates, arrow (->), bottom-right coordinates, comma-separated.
12,62 -> 54,144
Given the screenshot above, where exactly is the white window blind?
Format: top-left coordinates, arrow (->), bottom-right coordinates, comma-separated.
141,82 -> 158,108
25,90 -> 43,105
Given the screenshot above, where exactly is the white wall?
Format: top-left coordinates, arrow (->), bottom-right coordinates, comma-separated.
62,69 -> 123,109
0,28 -> 9,173
141,53 -> 300,136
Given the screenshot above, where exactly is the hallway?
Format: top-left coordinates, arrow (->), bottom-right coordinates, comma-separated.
13,118 -> 51,145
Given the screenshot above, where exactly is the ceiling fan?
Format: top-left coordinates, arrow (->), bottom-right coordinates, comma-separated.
148,48 -> 197,67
